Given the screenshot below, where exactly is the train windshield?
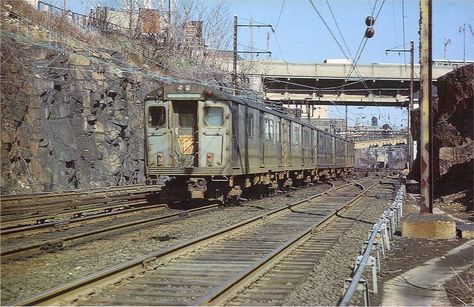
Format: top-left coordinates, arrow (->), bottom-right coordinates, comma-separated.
148,106 -> 166,128
204,106 -> 223,127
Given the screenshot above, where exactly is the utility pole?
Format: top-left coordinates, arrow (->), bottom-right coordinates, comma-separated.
409,40 -> 414,170
233,15 -> 238,91
232,15 -> 273,92
419,0 -> 433,213
459,24 -> 466,63
385,41 -> 415,170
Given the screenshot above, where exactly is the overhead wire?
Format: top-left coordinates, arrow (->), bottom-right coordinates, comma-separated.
345,0 -> 382,79
274,0 -> 286,32
345,0 -> 388,92
401,0 -> 406,64
307,0 -> 373,96
325,0 -> 352,58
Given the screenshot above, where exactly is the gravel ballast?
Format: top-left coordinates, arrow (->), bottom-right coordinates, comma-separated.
1,182 -> 337,304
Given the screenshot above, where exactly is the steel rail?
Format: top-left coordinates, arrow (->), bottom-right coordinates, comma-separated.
1,203 -> 167,236
11,180 -> 369,306
0,184 -> 162,203
0,185 -> 162,214
196,180 -> 379,306
1,204 -> 218,260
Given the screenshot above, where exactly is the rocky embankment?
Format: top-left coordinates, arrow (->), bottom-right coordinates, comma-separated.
1,39 -> 160,193
410,64 -> 473,211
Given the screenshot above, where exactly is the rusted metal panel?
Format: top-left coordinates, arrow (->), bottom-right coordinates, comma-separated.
419,0 -> 433,213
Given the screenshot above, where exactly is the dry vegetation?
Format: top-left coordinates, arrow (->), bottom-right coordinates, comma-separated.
1,0 -> 235,85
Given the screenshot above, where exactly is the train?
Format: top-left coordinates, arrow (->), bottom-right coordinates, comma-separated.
144,83 -> 354,202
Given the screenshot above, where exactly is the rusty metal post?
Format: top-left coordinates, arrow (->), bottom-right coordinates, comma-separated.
419,0 -> 432,213
408,40 -> 414,170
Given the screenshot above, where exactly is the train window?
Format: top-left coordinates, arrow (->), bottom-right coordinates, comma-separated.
148,106 -> 166,128
292,124 -> 300,145
248,113 -> 255,138
264,118 -> 274,141
204,107 -> 223,127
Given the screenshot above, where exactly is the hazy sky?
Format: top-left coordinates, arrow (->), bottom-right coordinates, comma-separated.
46,0 -> 474,127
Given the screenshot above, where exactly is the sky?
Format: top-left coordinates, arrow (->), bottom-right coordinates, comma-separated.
44,0 -> 474,128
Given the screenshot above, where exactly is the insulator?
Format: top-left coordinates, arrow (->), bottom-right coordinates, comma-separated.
365,16 -> 375,26
365,27 -> 375,38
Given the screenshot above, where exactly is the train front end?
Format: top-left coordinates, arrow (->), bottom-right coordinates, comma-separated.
145,83 -> 231,200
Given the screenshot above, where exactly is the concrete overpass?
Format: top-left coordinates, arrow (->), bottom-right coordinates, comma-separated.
223,60 -> 461,106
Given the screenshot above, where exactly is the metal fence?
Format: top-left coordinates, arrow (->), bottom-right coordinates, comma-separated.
338,184 -> 405,306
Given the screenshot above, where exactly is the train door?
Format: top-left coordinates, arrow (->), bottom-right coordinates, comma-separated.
171,101 -> 197,167
145,100 -> 169,168
281,119 -> 289,167
313,131 -> 317,168
291,122 -> 302,167
263,114 -> 276,168
231,103 -> 241,169
277,119 -> 282,167
198,101 -> 229,168
302,127 -> 311,167
259,110 -> 265,167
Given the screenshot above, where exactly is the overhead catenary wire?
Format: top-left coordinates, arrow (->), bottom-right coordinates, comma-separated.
401,0 -> 406,64
324,0 -> 352,58
307,0 -> 373,96
274,0 -> 286,32
345,0 -> 388,91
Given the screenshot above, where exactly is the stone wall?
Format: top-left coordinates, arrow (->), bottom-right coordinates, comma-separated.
1,43 -> 161,194
409,64 -> 473,204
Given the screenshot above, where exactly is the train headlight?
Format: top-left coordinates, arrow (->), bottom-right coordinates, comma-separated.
157,153 -> 164,166
176,84 -> 184,92
184,84 -> 191,92
206,153 -> 214,167
204,89 -> 213,98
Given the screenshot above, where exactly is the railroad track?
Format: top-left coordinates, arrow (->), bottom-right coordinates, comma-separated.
1,181 -> 341,261
13,177 -> 384,306
0,185 -> 163,229
0,203 -> 219,261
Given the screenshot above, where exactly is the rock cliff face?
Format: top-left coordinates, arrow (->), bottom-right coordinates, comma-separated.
1,42 -> 161,194
410,64 -> 473,208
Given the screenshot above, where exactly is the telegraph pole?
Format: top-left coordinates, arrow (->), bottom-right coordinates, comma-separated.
419,0 -> 433,213
459,24 -> 466,63
232,15 -> 272,92
233,15 -> 238,91
409,40 -> 414,170
385,40 -> 415,170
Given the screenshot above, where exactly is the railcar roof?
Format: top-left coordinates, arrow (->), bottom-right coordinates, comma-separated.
205,85 -> 353,143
